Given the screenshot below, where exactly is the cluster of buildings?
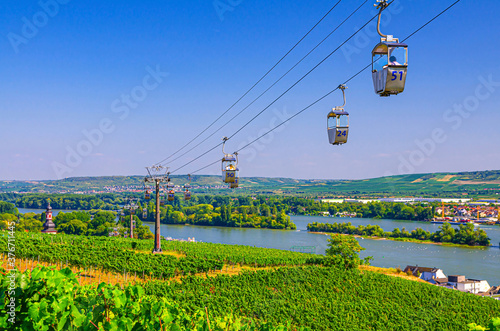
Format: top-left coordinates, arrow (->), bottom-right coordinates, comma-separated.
404,265 -> 499,299
436,202 -> 499,224
319,198 -> 500,224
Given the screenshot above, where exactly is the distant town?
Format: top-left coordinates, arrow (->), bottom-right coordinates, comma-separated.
320,197 -> 500,225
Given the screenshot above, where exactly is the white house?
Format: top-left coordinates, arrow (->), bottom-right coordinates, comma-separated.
403,266 -> 447,282
448,275 -> 491,294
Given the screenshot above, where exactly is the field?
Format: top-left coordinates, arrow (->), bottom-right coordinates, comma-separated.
1,232 -> 499,330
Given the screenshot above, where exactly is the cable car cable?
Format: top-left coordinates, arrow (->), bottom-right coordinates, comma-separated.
160,0 -> 369,168
400,0 -> 460,43
169,12 -> 380,175
180,0 -> 462,176
235,0 -> 463,153
224,12 -> 380,141
152,0 -> 343,167
169,142 -> 223,175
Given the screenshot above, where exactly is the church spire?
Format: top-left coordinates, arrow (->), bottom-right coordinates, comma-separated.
42,199 -> 57,234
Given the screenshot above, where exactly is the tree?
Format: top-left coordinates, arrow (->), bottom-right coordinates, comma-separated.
18,218 -> 43,232
220,205 -> 227,224
454,223 -> 476,245
135,225 -> 154,240
325,234 -> 366,269
0,213 -> 16,230
435,223 -> 455,243
391,227 -> 402,238
58,219 -> 88,235
474,228 -> 490,246
54,211 -> 91,227
0,201 -> 17,214
92,210 -> 115,225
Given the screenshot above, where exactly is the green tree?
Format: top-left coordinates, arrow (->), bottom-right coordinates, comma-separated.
18,217 -> 43,232
325,234 -> 366,269
435,223 -> 455,242
454,223 -> 476,245
474,228 -> 490,246
391,227 -> 402,238
58,219 -> 88,235
0,201 -> 17,214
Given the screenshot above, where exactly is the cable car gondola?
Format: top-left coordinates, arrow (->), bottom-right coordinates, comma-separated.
371,0 -> 408,97
221,137 -> 239,185
144,179 -> 151,200
159,186 -> 166,206
142,208 -> 147,219
327,84 -> 349,145
230,177 -> 239,189
166,176 -> 175,202
184,174 -> 192,200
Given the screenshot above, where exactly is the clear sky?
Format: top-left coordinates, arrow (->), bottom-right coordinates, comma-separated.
1,0 -> 499,181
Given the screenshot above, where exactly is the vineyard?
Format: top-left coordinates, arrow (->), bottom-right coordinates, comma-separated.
0,267 -> 305,330
1,263 -> 499,330
142,266 -> 500,330
1,233 -> 499,330
0,233 -> 324,279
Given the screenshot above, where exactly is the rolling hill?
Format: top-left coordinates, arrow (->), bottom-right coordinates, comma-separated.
1,170 -> 499,198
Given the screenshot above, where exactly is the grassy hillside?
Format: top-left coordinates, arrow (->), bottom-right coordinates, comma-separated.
144,266 -> 500,330
1,170 -> 499,198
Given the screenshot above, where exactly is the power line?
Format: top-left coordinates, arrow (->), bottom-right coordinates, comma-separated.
185,0 -> 462,176
161,0 -> 369,168
169,11 -> 380,174
153,0 -> 343,166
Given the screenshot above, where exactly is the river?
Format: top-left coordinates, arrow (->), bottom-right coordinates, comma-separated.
16,208 -> 500,286
17,208 -> 77,216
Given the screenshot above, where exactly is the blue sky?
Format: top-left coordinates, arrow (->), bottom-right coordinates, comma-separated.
1,0 -> 499,180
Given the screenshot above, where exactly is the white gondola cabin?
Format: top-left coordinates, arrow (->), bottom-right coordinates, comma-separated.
327,84 -> 349,145
327,110 -> 349,145
371,0 -> 408,97
372,40 -> 408,96
221,137 -> 239,186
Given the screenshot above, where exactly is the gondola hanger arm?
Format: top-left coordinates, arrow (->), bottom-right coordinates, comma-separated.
375,0 -> 394,39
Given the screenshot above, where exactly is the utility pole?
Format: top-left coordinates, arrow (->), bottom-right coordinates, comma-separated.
145,165 -> 169,254
123,199 -> 139,239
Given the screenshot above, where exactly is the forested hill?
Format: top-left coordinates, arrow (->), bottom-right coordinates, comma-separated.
0,170 -> 499,198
